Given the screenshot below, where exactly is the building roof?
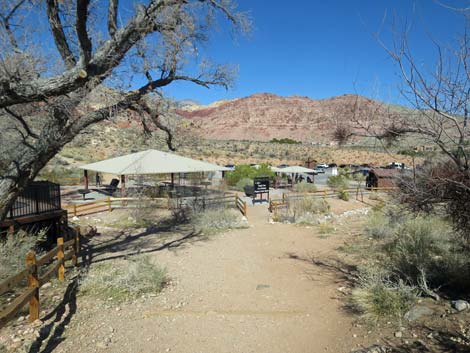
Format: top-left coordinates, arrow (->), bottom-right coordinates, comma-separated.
277,166 -> 316,174
79,149 -> 230,175
370,168 -> 402,178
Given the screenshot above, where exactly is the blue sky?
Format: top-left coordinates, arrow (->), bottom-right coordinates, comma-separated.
161,0 -> 469,105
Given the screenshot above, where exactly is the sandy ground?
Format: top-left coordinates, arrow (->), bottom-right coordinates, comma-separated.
15,199 -> 384,353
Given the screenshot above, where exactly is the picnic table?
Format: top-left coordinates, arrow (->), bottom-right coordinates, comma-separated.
77,189 -> 91,200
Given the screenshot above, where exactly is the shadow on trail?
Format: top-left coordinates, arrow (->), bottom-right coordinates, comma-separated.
26,214 -> 208,352
28,277 -> 79,353
285,252 -> 359,284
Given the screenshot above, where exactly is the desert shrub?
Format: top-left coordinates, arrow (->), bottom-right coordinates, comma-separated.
191,208 -> 248,235
270,138 -> 301,144
327,175 -> 349,190
79,256 -> 166,302
293,181 -> 317,193
0,230 -> 42,281
352,266 -> 417,324
337,189 -> 350,201
318,222 -> 335,235
277,197 -> 330,224
384,216 -> 454,289
365,211 -> 395,239
236,178 -> 253,192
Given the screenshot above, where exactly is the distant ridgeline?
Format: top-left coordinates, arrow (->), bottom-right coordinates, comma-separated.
269,138 -> 301,145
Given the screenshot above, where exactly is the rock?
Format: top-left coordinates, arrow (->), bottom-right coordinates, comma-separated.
42,282 -> 52,289
96,342 -> 107,349
452,300 -> 469,312
394,331 -> 403,338
404,305 -> 434,322
16,316 -> 25,323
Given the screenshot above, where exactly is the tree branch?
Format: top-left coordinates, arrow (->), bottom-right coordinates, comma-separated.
46,0 -> 76,69
108,0 -> 118,38
76,0 -> 93,65
3,107 -> 39,139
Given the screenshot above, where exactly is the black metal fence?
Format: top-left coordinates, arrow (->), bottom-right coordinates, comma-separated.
8,181 -> 61,218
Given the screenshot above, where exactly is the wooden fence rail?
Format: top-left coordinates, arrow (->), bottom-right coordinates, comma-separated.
64,194 -> 248,218
270,187 -> 397,215
0,229 -> 81,329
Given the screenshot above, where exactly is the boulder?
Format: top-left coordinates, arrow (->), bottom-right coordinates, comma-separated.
452,300 -> 469,312
404,305 -> 434,322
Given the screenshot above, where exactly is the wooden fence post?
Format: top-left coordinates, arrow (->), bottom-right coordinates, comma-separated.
73,204 -> 77,217
26,251 -> 39,322
107,197 -> 112,212
57,237 -> 65,281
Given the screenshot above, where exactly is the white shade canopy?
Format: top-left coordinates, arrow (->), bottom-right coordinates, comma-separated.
270,166 -> 285,173
79,149 -> 230,175
278,166 -> 316,174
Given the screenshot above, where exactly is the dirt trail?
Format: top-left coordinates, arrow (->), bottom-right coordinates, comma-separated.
53,201 -> 377,353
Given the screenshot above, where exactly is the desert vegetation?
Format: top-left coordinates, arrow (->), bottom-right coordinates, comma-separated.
348,203 -> 470,325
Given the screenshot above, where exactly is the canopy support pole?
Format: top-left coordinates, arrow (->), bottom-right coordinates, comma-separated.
84,170 -> 89,190
120,175 -> 126,205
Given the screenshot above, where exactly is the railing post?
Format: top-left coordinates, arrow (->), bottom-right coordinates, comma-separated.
107,197 -> 112,212
26,251 -> 39,322
57,237 -> 65,281
73,204 -> 77,217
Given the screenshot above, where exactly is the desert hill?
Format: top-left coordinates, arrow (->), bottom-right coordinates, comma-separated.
176,93 -> 396,143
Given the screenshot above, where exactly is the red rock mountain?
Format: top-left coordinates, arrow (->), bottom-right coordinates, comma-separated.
176,93 -> 391,143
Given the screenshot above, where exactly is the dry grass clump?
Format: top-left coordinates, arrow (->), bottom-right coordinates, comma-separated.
191,208 -> 248,235
0,230 -> 42,281
352,266 -> 417,324
79,256 -> 167,302
276,197 -> 330,224
293,182 -> 317,193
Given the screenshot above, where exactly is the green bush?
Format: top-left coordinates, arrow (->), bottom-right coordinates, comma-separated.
269,138 -> 301,144
225,163 -> 274,186
79,256 -> 166,302
327,175 -> 349,189
235,178 -> 253,192
293,181 -> 317,193
337,189 -> 350,201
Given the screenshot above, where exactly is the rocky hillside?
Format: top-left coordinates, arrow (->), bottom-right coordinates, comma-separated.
176,93 -> 395,143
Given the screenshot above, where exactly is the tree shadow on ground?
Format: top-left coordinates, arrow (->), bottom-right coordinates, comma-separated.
26,213 -> 208,352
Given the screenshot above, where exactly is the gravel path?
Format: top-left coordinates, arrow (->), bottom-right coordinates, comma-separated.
46,201 -> 379,353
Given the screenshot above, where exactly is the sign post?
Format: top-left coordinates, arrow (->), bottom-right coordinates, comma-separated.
253,177 -> 270,204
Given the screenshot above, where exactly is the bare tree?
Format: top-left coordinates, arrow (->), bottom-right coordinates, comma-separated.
0,0 -> 250,220
334,8 -> 470,236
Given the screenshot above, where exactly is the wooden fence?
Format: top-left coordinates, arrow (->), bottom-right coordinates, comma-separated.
270,187 -> 397,215
236,195 -> 247,217
0,230 -> 81,329
64,194 -> 248,218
